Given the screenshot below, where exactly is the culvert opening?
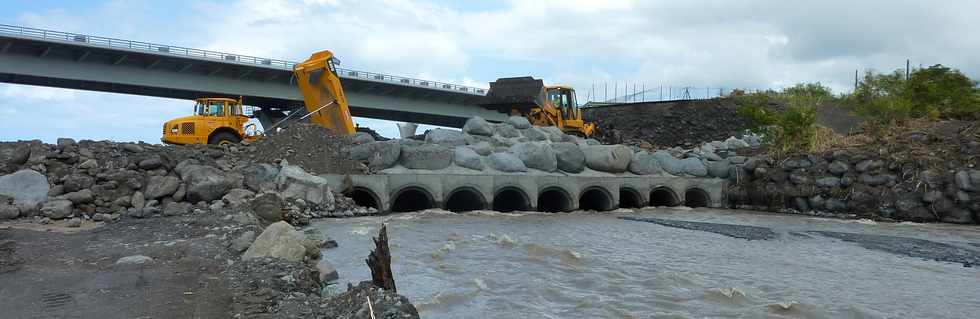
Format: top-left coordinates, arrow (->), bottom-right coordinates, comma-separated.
391,187 -> 435,212
492,188 -> 530,212
348,187 -> 379,210
685,188 -> 710,208
579,188 -> 614,211
619,188 -> 643,209
445,188 -> 486,212
537,188 -> 573,212
650,187 -> 680,207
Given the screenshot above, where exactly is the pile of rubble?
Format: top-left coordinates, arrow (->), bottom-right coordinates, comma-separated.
0,136 -> 374,225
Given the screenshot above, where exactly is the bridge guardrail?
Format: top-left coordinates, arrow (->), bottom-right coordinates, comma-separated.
0,24 -> 486,95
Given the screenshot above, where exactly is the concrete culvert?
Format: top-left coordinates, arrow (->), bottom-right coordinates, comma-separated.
348,187 -> 379,210
619,188 -> 643,209
684,188 -> 710,208
391,187 -> 435,212
492,187 -> 530,212
650,187 -> 680,207
445,188 -> 486,212
579,187 -> 615,211
537,188 -> 574,212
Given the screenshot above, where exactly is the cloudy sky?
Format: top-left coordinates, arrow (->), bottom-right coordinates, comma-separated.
2,0 -> 979,142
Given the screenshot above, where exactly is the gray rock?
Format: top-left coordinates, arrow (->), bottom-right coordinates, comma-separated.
252,193 -> 284,222
815,177 -> 841,188
582,145 -> 632,173
453,147 -> 485,171
462,116 -> 493,136
727,156 -> 748,164
825,198 -> 847,211
425,128 -> 471,146
487,152 -> 527,172
859,174 -> 892,186
179,165 -> 235,202
222,188 -> 256,207
705,160 -> 730,178
680,158 -> 708,177
77,158 -> 99,169
400,144 -> 452,170
922,191 -> 944,203
507,116 -> 531,129
144,175 -> 181,199
855,159 -> 883,172
828,161 -> 850,176
352,132 -> 375,144
493,123 -> 521,138
350,140 -> 401,169
520,127 -> 549,141
553,142 -> 585,173
466,142 -> 493,156
809,195 -> 826,210
941,208 -> 975,224
243,221 -> 309,262
509,142 -> 557,172
955,191 -> 971,203
56,138 -> 76,149
955,170 -> 979,192
724,137 -> 750,149
277,165 -> 333,206
41,199 -> 73,219
138,156 -> 163,170
62,174 -> 94,193
243,164 -> 279,192
63,189 -> 94,204
538,126 -> 566,142
229,230 -> 257,252
121,144 -> 144,153
0,169 -> 50,212
783,158 -> 813,169
162,202 -> 191,216
8,143 -> 31,165
794,197 -> 811,211
702,152 -> 723,162
66,217 -> 82,228
789,172 -> 812,185
115,255 -> 153,265
652,151 -> 684,175
629,152 -> 664,175
0,204 -> 19,219
131,191 -> 146,209
317,259 -> 340,284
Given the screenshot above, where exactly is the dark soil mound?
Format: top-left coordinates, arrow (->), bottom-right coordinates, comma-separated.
251,123 -> 362,175
583,99 -> 749,148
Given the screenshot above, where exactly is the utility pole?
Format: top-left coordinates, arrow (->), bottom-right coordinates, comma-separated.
906,59 -> 910,81
604,83 -> 608,102
854,69 -> 858,91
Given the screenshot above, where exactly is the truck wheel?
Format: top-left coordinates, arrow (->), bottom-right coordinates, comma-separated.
208,132 -> 241,145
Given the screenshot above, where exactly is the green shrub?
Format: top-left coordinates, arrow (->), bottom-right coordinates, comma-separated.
849,64 -> 980,123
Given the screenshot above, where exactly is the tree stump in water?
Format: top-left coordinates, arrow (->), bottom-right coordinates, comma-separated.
366,224 -> 396,292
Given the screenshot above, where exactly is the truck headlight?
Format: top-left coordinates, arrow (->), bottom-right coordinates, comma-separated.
171,127 -> 178,134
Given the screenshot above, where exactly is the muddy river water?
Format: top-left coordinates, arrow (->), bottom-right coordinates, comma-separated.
313,207 -> 980,318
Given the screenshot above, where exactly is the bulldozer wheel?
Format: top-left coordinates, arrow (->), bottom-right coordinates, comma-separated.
209,132 -> 241,145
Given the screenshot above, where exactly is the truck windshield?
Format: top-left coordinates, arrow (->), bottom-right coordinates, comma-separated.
195,102 -> 207,115
209,101 -> 224,116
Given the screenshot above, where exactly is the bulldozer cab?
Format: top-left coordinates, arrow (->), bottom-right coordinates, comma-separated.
546,86 -> 579,120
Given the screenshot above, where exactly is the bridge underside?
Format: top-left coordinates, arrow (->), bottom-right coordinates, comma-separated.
0,34 -> 507,127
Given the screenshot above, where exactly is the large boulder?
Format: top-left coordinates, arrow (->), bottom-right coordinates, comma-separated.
453,147 -> 485,171
652,151 -> 684,175
41,199 -> 73,219
462,116 -> 493,136
466,142 -> 493,156
488,152 -> 527,172
705,160 -> 730,178
520,127 -> 549,141
955,170 -> 980,192
352,132 -> 375,145
507,116 -> 531,129
538,126 -> 566,142
582,145 -> 631,173
828,161 -> 850,176
63,189 -> 94,204
350,140 -> 401,169
8,143 -> 31,165
1,203 -> 19,219
144,175 -> 181,199
252,193 -> 284,222
0,169 -> 49,212
680,158 -> 708,177
178,165 -> 235,202
276,165 -> 333,207
400,144 -> 452,170
628,152 -> 664,175
62,174 -> 94,193
509,142 -> 557,172
242,221 -> 309,262
425,128 -> 470,146
222,188 -> 256,207
493,123 -> 521,138
243,164 -> 279,192
552,142 -> 585,173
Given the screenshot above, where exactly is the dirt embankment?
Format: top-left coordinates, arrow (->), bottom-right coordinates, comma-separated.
583,99 -> 751,148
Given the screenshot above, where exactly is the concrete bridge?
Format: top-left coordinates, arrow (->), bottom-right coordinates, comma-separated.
0,24 -> 506,127
322,173 -> 726,213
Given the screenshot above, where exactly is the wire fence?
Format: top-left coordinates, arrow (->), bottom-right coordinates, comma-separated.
582,83 -> 774,104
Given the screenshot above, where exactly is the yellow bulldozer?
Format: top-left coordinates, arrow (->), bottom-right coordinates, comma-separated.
162,51 -> 593,145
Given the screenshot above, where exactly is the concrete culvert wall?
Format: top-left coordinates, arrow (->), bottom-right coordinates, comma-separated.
537,187 -> 574,212
444,187 -> 486,212
579,187 -> 615,211
619,188 -> 643,209
650,187 -> 680,207
492,187 -> 530,212
348,187 -> 380,210
390,187 -> 435,212
684,188 -> 710,208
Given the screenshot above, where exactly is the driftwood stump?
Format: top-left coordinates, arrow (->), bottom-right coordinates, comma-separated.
366,224 -> 396,292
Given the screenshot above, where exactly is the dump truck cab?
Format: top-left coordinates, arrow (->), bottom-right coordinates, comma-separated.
161,97 -> 258,145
